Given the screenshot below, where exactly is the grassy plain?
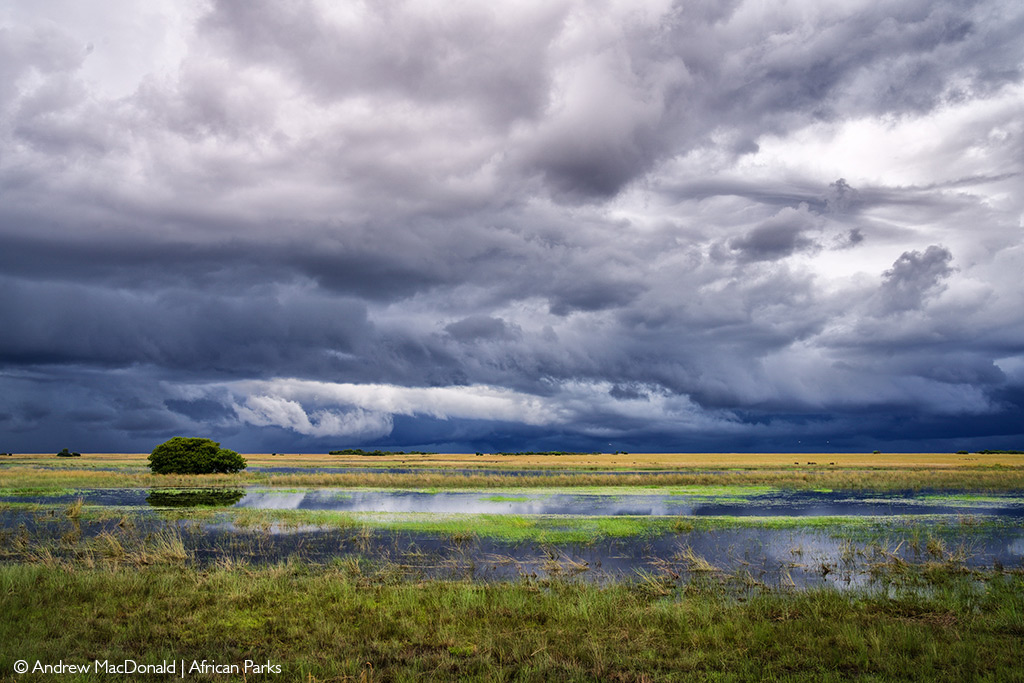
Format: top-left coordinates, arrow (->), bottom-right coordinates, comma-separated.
4,451 -> 1024,490
2,562 -> 1023,682
8,450 -> 1024,468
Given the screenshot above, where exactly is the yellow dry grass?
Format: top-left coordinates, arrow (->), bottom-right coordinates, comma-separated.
6,450 -> 1023,469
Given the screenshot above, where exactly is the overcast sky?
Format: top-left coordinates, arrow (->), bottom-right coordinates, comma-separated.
2,0 -> 1023,453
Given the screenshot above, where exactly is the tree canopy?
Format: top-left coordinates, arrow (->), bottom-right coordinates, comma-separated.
148,437 -> 247,474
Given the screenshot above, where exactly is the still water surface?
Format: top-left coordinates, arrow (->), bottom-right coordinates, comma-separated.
5,487 -> 1024,518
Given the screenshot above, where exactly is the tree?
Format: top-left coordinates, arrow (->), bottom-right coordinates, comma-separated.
148,437 -> 247,474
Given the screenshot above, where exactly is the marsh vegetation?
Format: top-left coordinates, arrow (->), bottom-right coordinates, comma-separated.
2,559 -> 1023,681
2,451 -> 1023,680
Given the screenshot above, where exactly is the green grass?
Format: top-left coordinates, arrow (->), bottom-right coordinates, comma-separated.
0,487 -> 82,497
918,493 -> 1024,504
666,485 -> 777,496
221,509 -> 680,543
191,508 -> 1024,549
1,562 -> 1022,681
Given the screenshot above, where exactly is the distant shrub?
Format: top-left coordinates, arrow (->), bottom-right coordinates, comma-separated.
956,450 -> 969,455
495,451 -> 599,456
57,448 -> 81,457
148,437 -> 247,474
328,448 -> 436,456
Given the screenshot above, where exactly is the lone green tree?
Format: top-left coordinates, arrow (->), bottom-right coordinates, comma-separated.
148,437 -> 247,474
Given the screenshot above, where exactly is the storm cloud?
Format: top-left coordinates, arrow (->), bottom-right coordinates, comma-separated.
1,0 -> 1023,452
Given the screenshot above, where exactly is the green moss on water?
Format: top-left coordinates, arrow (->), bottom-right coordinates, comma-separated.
666,485 -> 777,497
918,493 -> 1024,504
212,507 -> 1024,545
221,509 -> 682,543
379,514 -> 687,543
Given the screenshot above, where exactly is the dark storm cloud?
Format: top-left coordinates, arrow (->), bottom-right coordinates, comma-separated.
879,245 -> 956,313
0,276 -> 371,376
1,0 -> 1022,451
727,206 -> 821,262
520,0 -> 1024,199
444,316 -> 518,343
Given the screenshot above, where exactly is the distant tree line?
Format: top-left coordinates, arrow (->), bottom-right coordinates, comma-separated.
328,449 -> 437,456
57,448 -> 81,457
493,451 -> 610,456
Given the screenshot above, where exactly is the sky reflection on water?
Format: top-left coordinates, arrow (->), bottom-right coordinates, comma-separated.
232,488 -> 1024,518
4,487 -> 1024,518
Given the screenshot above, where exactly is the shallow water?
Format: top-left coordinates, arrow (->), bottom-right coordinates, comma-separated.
5,487 -> 1024,518
3,509 -> 1022,589
234,488 -> 1024,517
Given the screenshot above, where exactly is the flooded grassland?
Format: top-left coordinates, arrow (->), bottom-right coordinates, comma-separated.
2,453 -> 1024,680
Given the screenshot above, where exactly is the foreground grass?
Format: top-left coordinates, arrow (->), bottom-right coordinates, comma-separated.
1,563 -> 1022,682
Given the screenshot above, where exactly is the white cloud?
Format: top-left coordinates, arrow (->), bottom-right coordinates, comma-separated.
235,395 -> 393,439
194,377 -> 744,439
219,379 -> 561,437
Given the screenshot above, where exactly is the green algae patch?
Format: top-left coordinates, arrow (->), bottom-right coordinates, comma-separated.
370,513 -> 679,543
918,493 -> 1024,505
221,508 -> 682,543
665,485 -> 777,497
211,504 -> 1024,545
219,508 -> 1022,544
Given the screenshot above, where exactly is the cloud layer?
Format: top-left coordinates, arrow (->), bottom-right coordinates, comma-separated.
1,0 -> 1023,452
